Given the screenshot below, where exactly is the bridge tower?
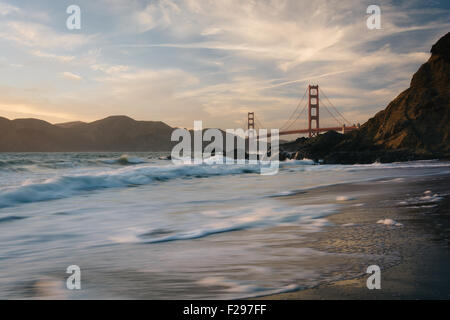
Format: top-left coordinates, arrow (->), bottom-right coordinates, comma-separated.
308,85 -> 319,137
248,112 -> 255,130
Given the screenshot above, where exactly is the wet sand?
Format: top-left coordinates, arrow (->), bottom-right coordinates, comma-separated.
259,243 -> 450,300
259,172 -> 450,300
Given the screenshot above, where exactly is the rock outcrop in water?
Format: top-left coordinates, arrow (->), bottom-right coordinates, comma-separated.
282,32 -> 450,164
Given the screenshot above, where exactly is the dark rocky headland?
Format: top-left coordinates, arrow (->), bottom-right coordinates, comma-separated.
281,32 -> 450,164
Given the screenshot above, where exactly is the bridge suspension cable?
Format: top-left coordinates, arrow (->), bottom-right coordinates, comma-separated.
279,87 -> 308,131
254,115 -> 265,130
319,88 -> 352,126
245,84 -> 359,138
322,104 -> 343,126
282,98 -> 308,131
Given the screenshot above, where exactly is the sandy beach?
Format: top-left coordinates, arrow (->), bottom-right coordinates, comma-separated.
260,172 -> 450,300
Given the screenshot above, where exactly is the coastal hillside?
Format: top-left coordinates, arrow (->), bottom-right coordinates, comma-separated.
359,32 -> 450,154
0,116 -> 175,152
282,32 -> 450,163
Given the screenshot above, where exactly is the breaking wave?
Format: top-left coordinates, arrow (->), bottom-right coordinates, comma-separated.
0,162 -> 260,208
197,276 -> 300,298
101,154 -> 147,165
109,203 -> 336,245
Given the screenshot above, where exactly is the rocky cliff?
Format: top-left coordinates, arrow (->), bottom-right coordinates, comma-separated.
359,32 -> 450,155
282,32 -> 450,164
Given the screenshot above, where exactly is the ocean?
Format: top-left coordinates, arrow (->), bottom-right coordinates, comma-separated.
0,152 -> 449,299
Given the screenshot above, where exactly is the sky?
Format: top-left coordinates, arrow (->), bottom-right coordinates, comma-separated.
0,0 -> 449,130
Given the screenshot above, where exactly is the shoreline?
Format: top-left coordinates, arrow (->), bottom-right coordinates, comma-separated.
257,177 -> 450,300
258,243 -> 450,300
2,158 -> 449,299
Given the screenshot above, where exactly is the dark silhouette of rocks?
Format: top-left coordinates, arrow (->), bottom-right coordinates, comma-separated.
282,32 -> 450,164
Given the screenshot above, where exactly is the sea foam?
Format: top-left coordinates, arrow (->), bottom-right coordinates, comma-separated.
0,162 -> 261,208
124,203 -> 336,244
377,218 -> 403,227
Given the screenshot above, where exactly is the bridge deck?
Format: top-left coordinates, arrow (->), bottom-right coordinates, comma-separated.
255,126 -> 359,139
279,126 -> 359,136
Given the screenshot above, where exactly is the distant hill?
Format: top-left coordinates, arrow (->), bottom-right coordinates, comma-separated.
282,32 -> 450,163
0,115 -> 176,152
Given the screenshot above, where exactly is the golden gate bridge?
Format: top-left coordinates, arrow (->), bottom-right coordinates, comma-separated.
246,85 -> 360,138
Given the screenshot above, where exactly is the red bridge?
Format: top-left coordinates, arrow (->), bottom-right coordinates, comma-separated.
247,85 -> 360,138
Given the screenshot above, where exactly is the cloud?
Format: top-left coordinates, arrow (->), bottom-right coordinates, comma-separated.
32,50 -> 75,62
201,27 -> 223,36
0,0 -> 449,130
91,64 -> 129,74
0,85 -> 83,122
0,21 -> 93,50
62,72 -> 83,81
90,68 -> 200,121
0,67 -> 203,125
0,102 -> 76,121
136,0 -> 181,32
0,2 -> 19,16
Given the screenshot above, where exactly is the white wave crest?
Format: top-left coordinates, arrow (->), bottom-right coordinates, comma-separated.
122,203 -> 336,244
0,162 -> 260,208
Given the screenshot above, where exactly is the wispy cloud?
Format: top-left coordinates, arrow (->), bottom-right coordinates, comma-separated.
0,0 -> 448,129
0,102 -> 76,122
62,72 -> 83,81
0,21 -> 92,49
0,2 -> 19,16
32,50 -> 75,62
